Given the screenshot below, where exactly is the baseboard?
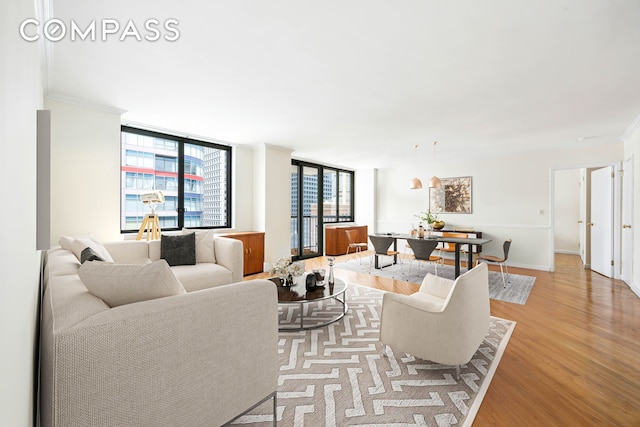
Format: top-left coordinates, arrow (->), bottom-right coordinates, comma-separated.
554,250 -> 580,255
629,282 -> 640,299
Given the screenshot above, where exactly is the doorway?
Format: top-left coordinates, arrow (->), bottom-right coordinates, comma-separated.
290,163 -> 323,259
551,163 -> 620,277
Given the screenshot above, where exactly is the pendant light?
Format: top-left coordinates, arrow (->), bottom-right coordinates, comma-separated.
409,144 -> 423,189
428,141 -> 442,188
409,177 -> 423,189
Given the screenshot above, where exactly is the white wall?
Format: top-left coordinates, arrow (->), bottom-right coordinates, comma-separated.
0,1 -> 43,425
355,168 -> 377,233
554,169 -> 581,254
253,144 -> 292,265
44,98 -> 123,243
233,145 -> 255,231
374,143 -> 624,271
623,124 -> 640,296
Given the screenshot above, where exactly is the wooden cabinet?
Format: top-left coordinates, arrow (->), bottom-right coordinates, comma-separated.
221,232 -> 265,276
325,225 -> 368,256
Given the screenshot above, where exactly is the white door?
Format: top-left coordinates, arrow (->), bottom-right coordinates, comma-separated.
622,157 -> 634,285
590,166 -> 614,278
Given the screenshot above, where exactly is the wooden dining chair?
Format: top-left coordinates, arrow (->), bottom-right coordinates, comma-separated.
438,232 -> 468,263
406,238 -> 443,276
477,239 -> 512,287
368,235 -> 400,273
345,229 -> 368,262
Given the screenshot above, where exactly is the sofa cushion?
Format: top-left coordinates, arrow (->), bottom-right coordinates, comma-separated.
103,240 -> 151,264
161,233 -> 196,266
70,236 -> 115,263
78,260 -> 186,307
80,247 -> 105,264
422,274 -> 455,299
183,228 -> 216,264
171,263 -> 234,292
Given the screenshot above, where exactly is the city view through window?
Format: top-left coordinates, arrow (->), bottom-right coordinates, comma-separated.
291,162 -> 354,257
120,128 -> 230,232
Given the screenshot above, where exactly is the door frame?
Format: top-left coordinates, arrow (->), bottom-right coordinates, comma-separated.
549,161 -> 622,276
621,155 -> 634,285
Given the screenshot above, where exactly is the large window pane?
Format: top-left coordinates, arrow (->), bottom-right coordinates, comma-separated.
302,166 -> 320,256
323,169 -> 338,221
120,127 -> 231,232
339,171 -> 352,222
290,164 -> 299,256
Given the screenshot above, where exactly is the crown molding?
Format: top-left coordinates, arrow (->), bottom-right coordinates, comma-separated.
45,93 -> 127,115
621,113 -> 640,142
35,0 -> 54,93
121,120 -> 236,147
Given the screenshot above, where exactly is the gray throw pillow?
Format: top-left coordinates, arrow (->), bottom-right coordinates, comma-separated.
161,233 -> 196,266
80,247 -> 105,264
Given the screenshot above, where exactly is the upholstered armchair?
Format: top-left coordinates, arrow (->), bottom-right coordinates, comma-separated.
379,263 -> 490,377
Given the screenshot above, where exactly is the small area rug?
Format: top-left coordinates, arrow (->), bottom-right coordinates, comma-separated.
234,284 -> 516,426
335,258 -> 535,305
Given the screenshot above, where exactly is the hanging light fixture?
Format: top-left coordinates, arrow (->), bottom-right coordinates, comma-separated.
428,141 -> 442,188
409,144 -> 423,189
409,177 -> 423,189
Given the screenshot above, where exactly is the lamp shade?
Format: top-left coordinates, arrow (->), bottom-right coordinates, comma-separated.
428,176 -> 442,188
409,178 -> 423,189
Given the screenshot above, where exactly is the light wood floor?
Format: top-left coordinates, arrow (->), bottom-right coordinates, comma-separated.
246,253 -> 640,425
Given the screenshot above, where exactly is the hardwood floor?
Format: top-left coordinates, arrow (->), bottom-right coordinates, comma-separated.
246,253 -> 640,425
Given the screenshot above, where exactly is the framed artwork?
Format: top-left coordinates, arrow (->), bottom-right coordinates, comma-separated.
429,176 -> 472,213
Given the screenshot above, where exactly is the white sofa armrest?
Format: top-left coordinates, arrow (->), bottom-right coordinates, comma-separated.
42,279 -> 277,427
214,236 -> 244,281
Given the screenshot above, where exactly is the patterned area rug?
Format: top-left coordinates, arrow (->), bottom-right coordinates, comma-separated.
335,257 -> 535,305
234,284 -> 516,426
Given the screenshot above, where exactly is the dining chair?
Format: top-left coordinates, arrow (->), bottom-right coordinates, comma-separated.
368,235 -> 400,274
438,232 -> 469,265
345,229 -> 368,263
406,239 -> 443,276
477,239 -> 512,287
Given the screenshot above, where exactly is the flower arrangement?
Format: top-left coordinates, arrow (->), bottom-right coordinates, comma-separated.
415,210 -> 439,225
270,257 -> 305,281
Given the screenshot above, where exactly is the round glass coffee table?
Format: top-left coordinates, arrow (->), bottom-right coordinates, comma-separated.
273,277 -> 348,331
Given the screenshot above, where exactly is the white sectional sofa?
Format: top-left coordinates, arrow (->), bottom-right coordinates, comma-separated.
40,234 -> 278,427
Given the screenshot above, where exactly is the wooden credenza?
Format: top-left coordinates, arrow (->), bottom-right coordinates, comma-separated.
220,231 -> 265,276
325,225 -> 368,256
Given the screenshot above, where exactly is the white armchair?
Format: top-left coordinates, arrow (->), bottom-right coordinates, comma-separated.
379,263 -> 490,377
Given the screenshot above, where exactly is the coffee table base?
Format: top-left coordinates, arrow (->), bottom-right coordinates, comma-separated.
278,294 -> 348,331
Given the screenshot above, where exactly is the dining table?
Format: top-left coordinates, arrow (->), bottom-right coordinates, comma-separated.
373,233 -> 492,278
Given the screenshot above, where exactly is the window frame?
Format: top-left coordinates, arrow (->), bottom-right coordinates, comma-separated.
290,159 -> 355,260
120,125 -> 232,233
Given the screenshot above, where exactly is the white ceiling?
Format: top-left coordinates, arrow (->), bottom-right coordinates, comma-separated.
44,0 -> 640,169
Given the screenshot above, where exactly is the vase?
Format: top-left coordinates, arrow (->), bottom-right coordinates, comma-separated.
282,275 -> 294,287
327,257 -> 335,286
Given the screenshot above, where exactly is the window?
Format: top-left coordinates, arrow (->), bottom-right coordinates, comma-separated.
290,160 -> 354,259
120,126 -> 232,232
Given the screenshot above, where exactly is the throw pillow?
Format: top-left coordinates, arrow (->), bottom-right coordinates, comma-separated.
78,259 -> 186,307
71,236 -> 115,263
182,228 -> 216,263
58,235 -> 74,251
161,233 -> 196,266
80,247 -> 105,264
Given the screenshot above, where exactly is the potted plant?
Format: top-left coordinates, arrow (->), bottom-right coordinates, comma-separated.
269,257 -> 305,286
415,210 -> 445,231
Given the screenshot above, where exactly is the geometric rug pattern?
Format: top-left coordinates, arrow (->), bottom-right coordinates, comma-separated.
335,258 -> 536,305
234,284 -> 516,426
